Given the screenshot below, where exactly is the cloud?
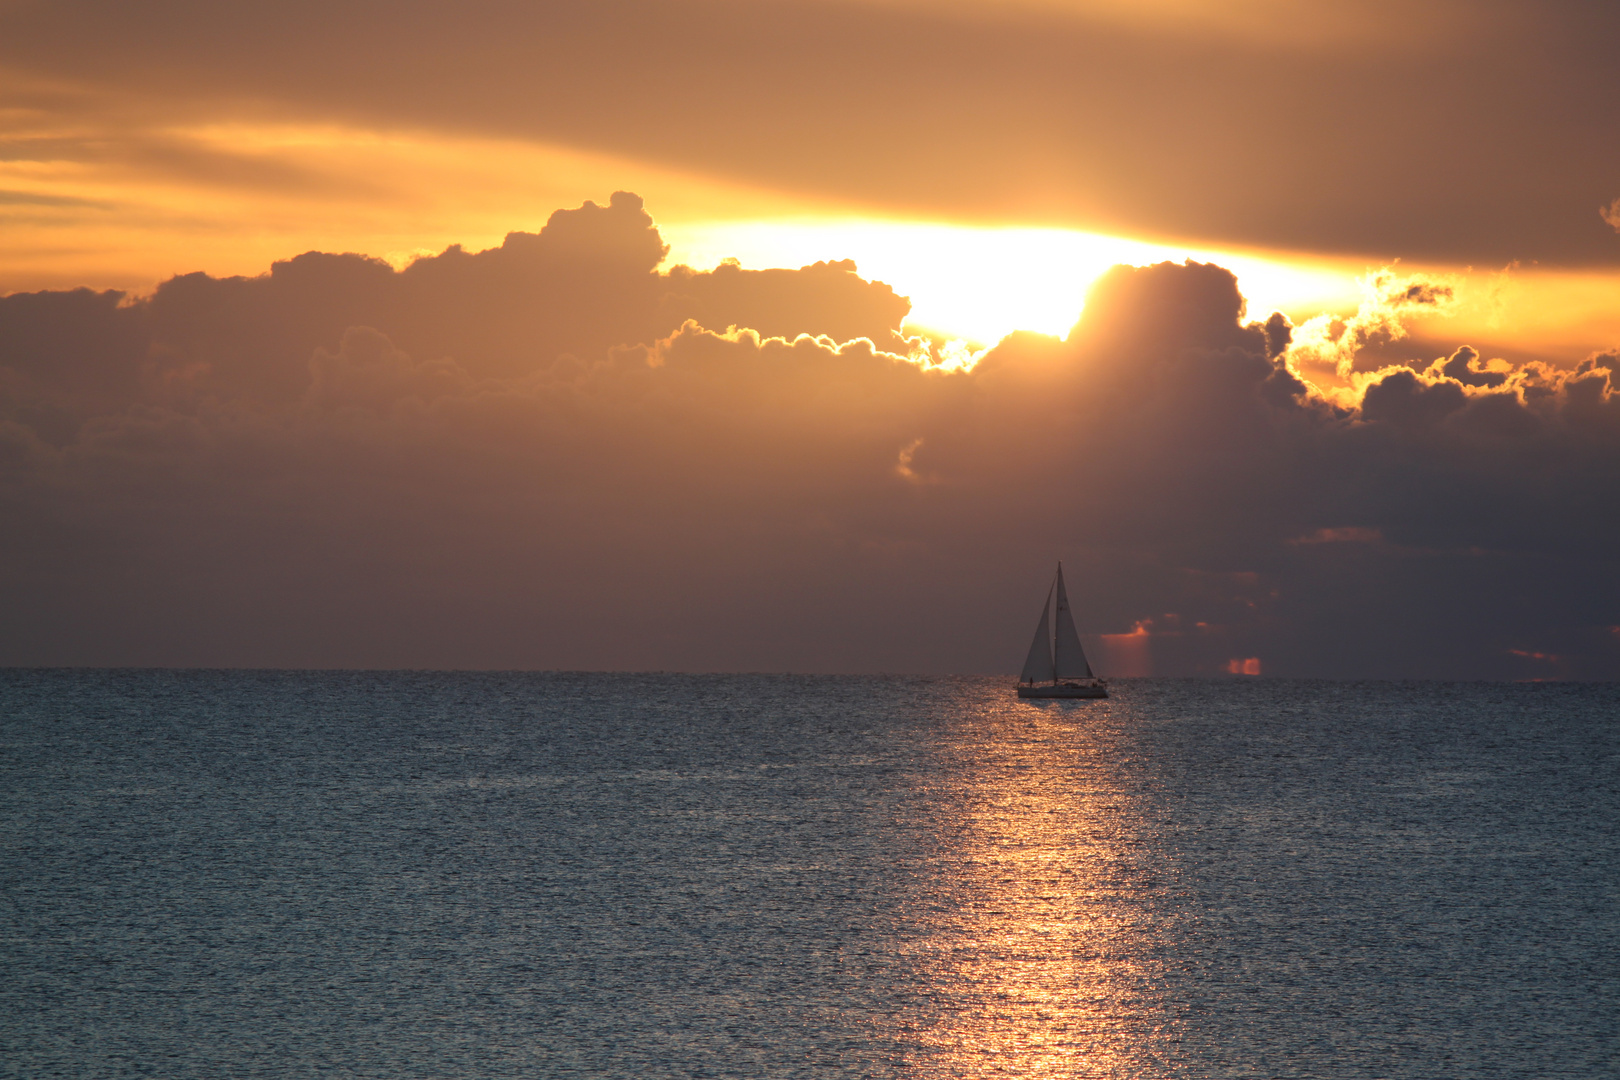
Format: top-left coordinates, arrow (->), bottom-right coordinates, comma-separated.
1284,266 -> 1459,394
1290,527 -> 1383,545
2,194 -> 1618,677
1604,196 -> 1620,233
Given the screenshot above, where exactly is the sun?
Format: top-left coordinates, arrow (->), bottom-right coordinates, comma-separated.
661,217 -> 1362,348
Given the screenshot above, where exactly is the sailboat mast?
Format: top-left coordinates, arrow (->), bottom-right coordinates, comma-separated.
1053,562 -> 1060,685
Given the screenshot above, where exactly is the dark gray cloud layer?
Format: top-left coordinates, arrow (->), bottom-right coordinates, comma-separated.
4,0 -> 1620,265
2,193 -> 1617,676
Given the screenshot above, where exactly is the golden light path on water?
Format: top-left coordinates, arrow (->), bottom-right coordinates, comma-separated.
895,692 -> 1165,1077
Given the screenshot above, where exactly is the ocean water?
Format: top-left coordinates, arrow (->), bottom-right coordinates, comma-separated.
0,672 -> 1615,1079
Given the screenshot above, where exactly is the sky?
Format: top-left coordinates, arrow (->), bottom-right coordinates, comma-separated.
2,0 -> 1618,676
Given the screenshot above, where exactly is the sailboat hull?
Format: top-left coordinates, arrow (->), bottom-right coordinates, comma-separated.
1017,682 -> 1108,699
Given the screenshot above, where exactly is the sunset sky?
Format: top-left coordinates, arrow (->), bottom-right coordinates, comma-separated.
2,0 -> 1618,676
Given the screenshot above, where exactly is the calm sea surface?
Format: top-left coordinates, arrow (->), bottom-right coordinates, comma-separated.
1,672 -> 1615,1078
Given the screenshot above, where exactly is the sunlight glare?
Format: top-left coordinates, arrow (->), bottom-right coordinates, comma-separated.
661,219 -> 1361,347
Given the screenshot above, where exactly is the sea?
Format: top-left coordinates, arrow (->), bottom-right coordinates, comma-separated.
0,671 -> 1615,1079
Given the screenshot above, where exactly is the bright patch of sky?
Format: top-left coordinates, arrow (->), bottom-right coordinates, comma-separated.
664,218 -> 1362,345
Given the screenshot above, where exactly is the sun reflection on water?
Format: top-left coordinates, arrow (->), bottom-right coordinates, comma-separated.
889,694 -> 1167,1078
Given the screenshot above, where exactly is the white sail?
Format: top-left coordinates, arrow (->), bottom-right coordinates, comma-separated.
1019,583 -> 1055,683
1053,564 -> 1094,680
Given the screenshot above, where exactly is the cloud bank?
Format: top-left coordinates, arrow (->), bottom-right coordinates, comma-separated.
3,193 -> 1617,677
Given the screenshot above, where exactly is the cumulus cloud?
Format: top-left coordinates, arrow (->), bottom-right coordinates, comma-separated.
1284,266 -> 1458,394
2,195 -> 1617,677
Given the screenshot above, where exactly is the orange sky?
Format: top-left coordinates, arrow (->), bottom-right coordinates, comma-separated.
3,0 -> 1619,359
14,0 -> 1619,263
2,113 -> 1615,369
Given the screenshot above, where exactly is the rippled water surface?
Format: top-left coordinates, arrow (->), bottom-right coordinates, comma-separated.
2,672 -> 1616,1078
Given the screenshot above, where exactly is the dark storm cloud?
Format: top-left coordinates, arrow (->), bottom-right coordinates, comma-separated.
3,0 -> 1620,265
2,194 -> 1617,677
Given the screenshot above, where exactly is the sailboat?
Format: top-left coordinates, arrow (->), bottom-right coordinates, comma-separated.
1017,563 -> 1108,699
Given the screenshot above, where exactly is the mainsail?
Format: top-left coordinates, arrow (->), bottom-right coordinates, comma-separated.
1052,564 -> 1095,680
1019,583 -> 1056,684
